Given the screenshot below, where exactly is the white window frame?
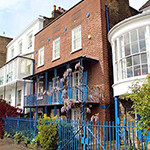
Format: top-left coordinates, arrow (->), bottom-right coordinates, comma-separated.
11,47 -> 14,59
27,33 -> 33,50
52,77 -> 59,104
114,26 -> 148,82
38,47 -> 44,67
71,108 -> 80,120
72,71 -> 81,101
72,25 -> 82,52
17,90 -> 22,106
18,41 -> 23,54
53,37 -> 60,60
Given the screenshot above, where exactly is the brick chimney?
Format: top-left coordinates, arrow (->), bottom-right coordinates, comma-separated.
51,5 -> 63,18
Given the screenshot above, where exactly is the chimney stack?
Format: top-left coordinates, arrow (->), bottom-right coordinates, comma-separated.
58,7 -> 61,12
53,5 -> 56,11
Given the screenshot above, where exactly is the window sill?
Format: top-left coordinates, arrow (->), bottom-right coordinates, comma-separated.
51,57 -> 60,62
37,64 -> 44,68
71,48 -> 82,54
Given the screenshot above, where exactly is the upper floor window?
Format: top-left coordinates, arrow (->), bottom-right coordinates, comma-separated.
72,25 -> 82,52
27,33 -> 33,49
114,26 -> 148,82
53,37 -> 60,60
18,41 -> 22,54
11,48 -> 14,59
38,47 -> 44,67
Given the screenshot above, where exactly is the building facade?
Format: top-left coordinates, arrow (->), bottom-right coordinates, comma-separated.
108,1 -> 150,121
0,14 -> 60,110
0,36 -> 12,67
24,0 -> 137,121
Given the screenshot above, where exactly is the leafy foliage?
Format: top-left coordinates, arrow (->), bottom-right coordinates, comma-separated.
121,75 -> 150,135
36,115 -> 59,150
0,99 -> 22,138
14,132 -> 22,143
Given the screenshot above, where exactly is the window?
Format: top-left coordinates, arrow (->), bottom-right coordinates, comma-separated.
21,59 -> 25,74
11,48 -> 14,58
53,38 -> 60,60
72,71 -> 81,101
38,81 -> 44,95
72,25 -> 81,52
52,77 -> 59,104
114,26 -> 148,81
38,47 -> 44,67
27,33 -> 33,49
51,109 -> 60,117
71,108 -> 80,120
0,76 -> 3,85
17,90 -> 21,106
18,41 -> 22,54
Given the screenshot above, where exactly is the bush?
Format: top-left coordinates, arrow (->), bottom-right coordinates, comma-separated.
37,116 -> 59,150
14,131 -> 22,143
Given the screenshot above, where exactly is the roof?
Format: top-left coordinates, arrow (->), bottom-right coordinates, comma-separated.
139,0 -> 150,11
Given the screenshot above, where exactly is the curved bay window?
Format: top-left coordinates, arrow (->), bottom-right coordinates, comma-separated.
114,26 -> 148,82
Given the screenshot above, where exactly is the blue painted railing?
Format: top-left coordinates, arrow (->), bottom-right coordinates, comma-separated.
24,86 -> 88,107
4,116 -> 150,150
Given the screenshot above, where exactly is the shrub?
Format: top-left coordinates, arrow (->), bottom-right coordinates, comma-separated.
37,116 -> 59,150
14,131 -> 22,143
23,136 -> 30,146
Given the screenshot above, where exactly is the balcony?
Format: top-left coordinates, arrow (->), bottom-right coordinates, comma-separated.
24,86 -> 90,107
0,56 -> 34,86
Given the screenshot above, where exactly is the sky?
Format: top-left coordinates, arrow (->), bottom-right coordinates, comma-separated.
0,0 -> 148,38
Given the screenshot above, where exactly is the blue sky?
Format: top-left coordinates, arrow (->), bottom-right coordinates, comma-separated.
0,0 -> 148,38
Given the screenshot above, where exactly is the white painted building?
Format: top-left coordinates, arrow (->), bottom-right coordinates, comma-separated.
0,16 -> 47,110
108,3 -> 150,96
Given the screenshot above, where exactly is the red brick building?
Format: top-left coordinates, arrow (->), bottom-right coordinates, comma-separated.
24,0 -> 138,121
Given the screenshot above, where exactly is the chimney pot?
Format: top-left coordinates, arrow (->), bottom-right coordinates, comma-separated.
58,7 -> 61,12
53,5 -> 56,11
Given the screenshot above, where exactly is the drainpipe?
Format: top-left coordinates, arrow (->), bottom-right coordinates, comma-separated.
105,6 -> 110,33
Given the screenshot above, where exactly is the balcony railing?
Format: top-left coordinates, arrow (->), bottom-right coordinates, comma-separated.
24,86 -> 89,107
0,56 -> 33,86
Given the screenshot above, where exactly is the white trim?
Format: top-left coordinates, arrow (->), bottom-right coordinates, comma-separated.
38,47 -> 44,67
52,37 -> 60,60
72,25 -> 82,52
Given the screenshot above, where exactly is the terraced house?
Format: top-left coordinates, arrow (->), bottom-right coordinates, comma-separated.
0,9 -> 63,110
108,0 -> 150,122
23,0 -> 138,121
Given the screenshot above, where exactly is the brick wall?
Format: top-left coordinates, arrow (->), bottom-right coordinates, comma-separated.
33,0 -> 137,121
0,36 -> 12,67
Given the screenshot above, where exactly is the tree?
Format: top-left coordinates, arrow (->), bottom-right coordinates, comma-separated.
121,75 -> 150,135
0,99 -> 22,138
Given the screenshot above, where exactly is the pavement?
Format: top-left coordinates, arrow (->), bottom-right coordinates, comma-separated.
0,138 -> 31,150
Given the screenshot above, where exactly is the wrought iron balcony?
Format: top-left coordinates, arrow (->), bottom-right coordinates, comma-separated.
24,86 -> 90,107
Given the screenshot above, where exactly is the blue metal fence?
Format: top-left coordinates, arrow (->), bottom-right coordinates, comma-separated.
4,116 -> 150,150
